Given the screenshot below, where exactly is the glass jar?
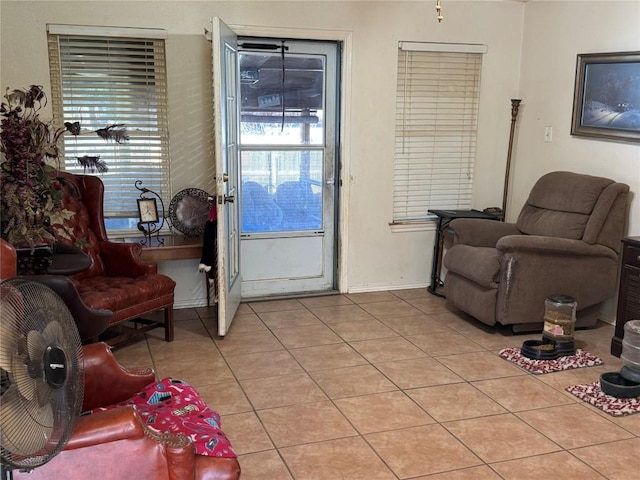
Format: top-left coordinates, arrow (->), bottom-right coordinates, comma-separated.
542,294 -> 577,342
621,320 -> 640,374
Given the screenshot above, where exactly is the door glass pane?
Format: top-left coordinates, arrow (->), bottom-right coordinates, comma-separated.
239,47 -> 327,235
239,52 -> 325,146
241,150 -> 323,232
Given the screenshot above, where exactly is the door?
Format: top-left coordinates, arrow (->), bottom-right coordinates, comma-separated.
238,40 -> 339,297
212,17 -> 241,336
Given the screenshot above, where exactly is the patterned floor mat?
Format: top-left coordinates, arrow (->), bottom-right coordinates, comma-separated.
498,347 -> 603,374
566,381 -> 640,416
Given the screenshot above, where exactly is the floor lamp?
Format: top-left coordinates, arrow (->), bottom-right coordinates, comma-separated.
501,99 -> 522,221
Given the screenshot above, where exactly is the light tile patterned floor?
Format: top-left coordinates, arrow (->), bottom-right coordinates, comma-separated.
114,289 -> 640,480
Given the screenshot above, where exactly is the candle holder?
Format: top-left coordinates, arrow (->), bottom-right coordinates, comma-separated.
501,99 -> 522,221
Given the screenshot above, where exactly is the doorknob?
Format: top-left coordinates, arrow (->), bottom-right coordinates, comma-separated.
224,195 -> 235,203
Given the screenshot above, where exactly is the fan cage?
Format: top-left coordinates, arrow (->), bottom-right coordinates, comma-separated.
0,278 -> 84,470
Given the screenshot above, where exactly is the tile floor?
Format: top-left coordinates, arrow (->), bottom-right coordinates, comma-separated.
113,289 -> 640,480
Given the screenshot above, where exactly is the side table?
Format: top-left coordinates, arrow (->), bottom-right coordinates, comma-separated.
427,209 -> 500,297
611,236 -> 640,357
123,234 -> 218,307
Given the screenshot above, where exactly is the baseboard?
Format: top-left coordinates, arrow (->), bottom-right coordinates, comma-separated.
346,282 -> 429,294
174,298 -> 209,309
598,312 -> 616,326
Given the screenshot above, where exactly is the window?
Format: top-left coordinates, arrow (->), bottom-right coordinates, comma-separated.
393,42 -> 486,224
47,25 -> 169,232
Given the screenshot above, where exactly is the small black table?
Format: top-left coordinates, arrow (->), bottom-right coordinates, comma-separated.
427,209 -> 500,297
14,243 -> 92,276
48,244 -> 92,275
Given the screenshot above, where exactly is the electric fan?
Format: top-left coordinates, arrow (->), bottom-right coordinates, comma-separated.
0,278 -> 84,479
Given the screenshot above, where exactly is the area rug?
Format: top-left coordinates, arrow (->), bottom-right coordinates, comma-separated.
566,382 -> 640,416
498,347 -> 603,374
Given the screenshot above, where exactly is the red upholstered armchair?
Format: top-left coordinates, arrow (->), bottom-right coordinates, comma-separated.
13,342 -> 241,480
52,172 -> 176,344
0,237 -> 17,279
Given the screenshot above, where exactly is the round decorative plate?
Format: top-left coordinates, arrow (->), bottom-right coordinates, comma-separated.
168,188 -> 212,236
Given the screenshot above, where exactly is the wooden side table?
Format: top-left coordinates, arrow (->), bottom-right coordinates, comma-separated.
611,236 -> 640,357
123,235 -> 218,307
134,235 -> 203,263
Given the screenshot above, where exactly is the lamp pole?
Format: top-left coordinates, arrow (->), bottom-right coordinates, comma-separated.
502,99 -> 522,221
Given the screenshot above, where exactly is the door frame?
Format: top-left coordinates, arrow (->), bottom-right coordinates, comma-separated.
229,24 -> 352,294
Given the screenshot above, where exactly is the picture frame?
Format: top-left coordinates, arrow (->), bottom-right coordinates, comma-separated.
137,197 -> 159,224
571,51 -> 640,143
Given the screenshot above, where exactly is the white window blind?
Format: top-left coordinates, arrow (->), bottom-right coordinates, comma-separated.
47,29 -> 169,225
393,43 -> 484,223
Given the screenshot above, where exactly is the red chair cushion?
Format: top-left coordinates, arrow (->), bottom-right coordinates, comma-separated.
74,274 -> 175,312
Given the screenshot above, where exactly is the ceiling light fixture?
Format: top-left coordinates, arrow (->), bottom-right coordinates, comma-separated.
436,0 -> 444,22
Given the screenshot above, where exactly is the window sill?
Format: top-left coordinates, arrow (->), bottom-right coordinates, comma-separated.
389,221 -> 436,233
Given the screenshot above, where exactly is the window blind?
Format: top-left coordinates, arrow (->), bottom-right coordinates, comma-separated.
48,30 -> 169,222
393,45 -> 483,223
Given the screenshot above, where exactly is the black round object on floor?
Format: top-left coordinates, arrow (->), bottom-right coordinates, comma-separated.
521,339 -> 575,360
600,372 -> 640,398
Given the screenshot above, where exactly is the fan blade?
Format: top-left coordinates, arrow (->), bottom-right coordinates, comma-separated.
0,302 -> 18,371
26,396 -> 54,429
35,375 -> 52,406
13,359 -> 37,401
27,329 -> 46,361
42,320 -> 64,345
0,385 -> 53,456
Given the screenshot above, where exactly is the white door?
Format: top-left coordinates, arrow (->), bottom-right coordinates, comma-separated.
238,40 -> 339,298
212,17 -> 241,336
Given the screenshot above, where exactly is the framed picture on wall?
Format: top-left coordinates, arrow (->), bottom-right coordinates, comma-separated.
571,51 -> 640,143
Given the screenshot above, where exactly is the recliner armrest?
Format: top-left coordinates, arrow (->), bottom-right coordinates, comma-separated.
496,235 -> 618,259
82,342 -> 155,411
99,240 -> 157,276
448,219 -> 521,247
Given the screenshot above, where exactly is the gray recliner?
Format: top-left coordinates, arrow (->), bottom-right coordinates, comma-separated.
442,171 -> 630,332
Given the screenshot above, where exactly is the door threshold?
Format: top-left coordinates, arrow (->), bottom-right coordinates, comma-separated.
242,289 -> 341,303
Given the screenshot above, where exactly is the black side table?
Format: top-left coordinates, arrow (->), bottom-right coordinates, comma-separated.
427,209 -> 500,297
611,236 -> 640,357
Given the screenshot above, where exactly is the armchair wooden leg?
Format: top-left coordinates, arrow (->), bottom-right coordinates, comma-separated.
164,307 -> 174,342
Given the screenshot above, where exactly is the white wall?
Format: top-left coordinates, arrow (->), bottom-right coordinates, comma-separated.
514,0 -> 640,322
513,0 -> 640,236
1,1 -> 638,310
